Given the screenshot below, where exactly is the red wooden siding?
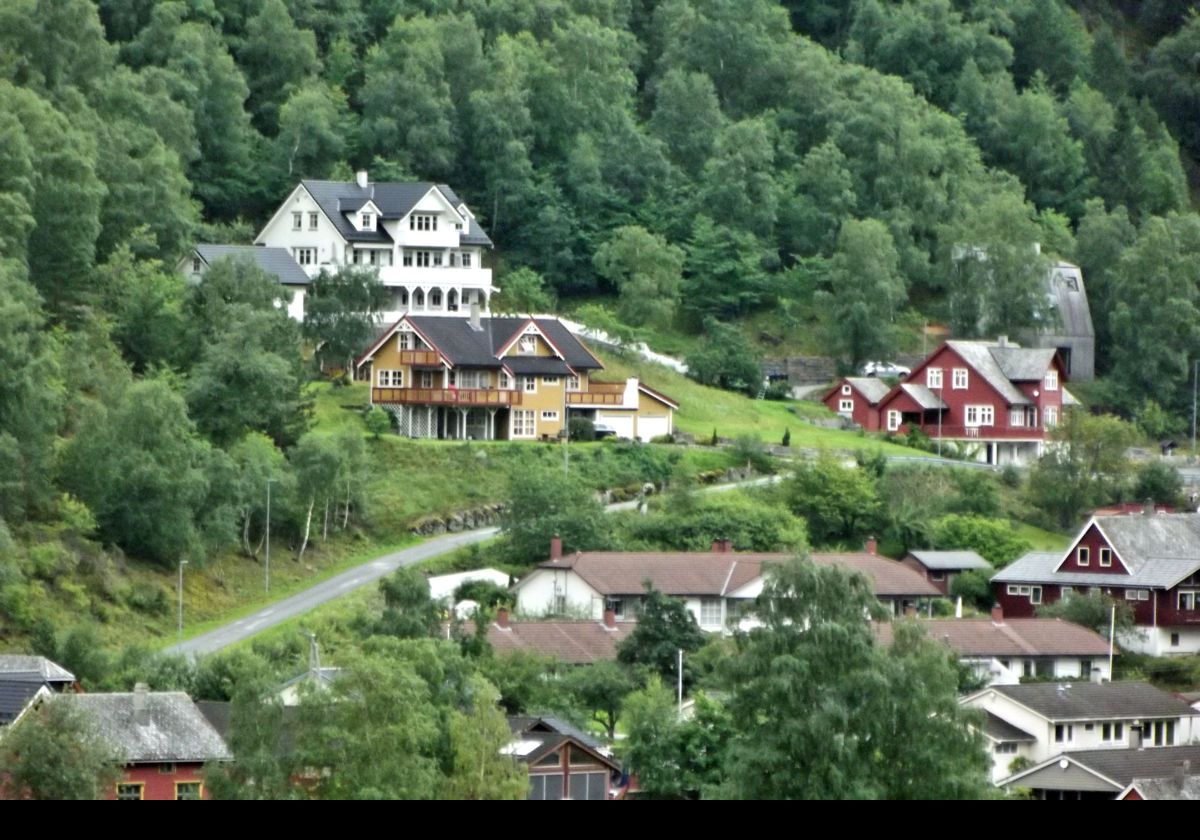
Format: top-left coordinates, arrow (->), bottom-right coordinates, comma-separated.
822,380 -> 881,431
1056,524 -> 1131,575
111,763 -> 208,800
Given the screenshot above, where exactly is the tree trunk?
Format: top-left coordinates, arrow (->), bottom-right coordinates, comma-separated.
343,480 -> 351,529
323,498 -> 330,541
298,498 -> 314,562
241,508 -> 253,557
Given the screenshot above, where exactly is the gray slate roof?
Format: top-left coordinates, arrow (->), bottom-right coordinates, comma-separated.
908,550 -> 991,571
845,377 -> 891,404
990,681 -> 1199,721
195,244 -> 312,286
0,681 -> 46,725
0,655 -> 75,684
984,711 -> 1037,743
945,340 -> 1043,405
61,692 -> 232,764
1128,774 -> 1200,800
300,180 -> 493,247
899,382 -> 947,410
993,550 -> 1200,588
990,346 -> 1059,381
1039,746 -> 1200,789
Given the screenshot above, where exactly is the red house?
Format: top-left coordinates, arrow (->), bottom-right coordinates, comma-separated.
821,377 -> 890,430
873,338 -> 1074,466
67,687 -> 231,800
993,511 -> 1200,656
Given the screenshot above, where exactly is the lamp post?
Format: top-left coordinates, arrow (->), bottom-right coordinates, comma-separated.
265,477 -> 276,595
177,559 -> 188,640
936,382 -> 943,457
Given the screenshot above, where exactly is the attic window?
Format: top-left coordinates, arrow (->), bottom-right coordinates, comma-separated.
519,335 -> 537,355
192,257 -> 201,272
360,213 -> 374,231
1065,276 -> 1079,292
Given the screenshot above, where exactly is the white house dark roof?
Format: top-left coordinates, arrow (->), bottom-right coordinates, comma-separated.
193,244 -> 312,286
300,180 -> 492,247
987,681 -> 1198,722
844,377 -> 891,404
1003,745 -> 1200,791
983,711 -> 1037,743
908,550 -> 990,571
0,655 -> 75,684
61,692 -> 231,764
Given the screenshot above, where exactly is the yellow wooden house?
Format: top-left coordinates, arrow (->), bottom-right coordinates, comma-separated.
355,313 -> 678,441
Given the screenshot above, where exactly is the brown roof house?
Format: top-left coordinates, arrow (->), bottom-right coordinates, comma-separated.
511,538 -> 940,632
484,607 -> 635,664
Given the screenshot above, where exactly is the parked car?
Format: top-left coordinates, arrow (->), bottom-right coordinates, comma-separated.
592,423 -> 618,439
859,360 -> 911,378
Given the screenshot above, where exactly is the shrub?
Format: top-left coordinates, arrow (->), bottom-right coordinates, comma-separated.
568,417 -> 596,441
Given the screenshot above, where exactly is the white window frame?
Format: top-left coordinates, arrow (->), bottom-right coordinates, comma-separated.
360,212 -> 374,230
965,405 -> 994,427
542,376 -> 560,387
419,371 -> 434,389
512,409 -> 536,439
294,247 -> 317,266
1010,408 -> 1025,427
566,375 -> 581,392
519,335 -> 537,355
1077,547 -> 1090,567
1044,406 -> 1059,428
1030,585 -> 1042,605
1099,547 -> 1112,568
377,369 -> 403,388
462,252 -> 472,268
887,410 -> 901,432
1061,586 -> 1073,601
541,411 -> 559,422
841,384 -> 852,396
1054,724 -> 1073,744
926,368 -> 943,389
699,597 -> 723,627
952,368 -> 968,389
839,399 -> 854,413
1045,370 -> 1058,391
1101,723 -> 1124,742
521,376 -> 537,394
1179,591 -> 1198,611
292,212 -> 302,230
499,371 -> 514,390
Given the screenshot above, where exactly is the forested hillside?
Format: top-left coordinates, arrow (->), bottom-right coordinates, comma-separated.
4,1 -> 1200,649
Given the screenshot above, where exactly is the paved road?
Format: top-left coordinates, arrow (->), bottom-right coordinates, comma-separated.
166,475 -> 785,657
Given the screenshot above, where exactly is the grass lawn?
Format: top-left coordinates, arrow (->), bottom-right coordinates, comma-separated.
1012,522 -> 1071,552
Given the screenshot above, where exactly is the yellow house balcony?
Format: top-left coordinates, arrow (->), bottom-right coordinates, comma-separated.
373,387 -> 522,407
567,382 -> 626,406
396,349 -> 441,366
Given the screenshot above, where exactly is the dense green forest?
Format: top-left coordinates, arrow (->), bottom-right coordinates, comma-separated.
5,0 -> 1200,641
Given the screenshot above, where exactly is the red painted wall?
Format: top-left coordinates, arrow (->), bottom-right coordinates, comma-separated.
1056,524 -> 1131,575
822,380 -> 881,430
901,556 -> 949,595
109,763 -> 208,800
1156,583 -> 1200,628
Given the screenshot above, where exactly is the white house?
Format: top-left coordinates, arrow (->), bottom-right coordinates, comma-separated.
177,244 -> 313,320
961,681 -> 1200,783
253,173 -> 494,322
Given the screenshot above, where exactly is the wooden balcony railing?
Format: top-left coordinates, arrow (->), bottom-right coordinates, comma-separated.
914,424 -> 1047,440
373,388 -> 521,407
397,349 -> 441,366
568,391 -> 624,406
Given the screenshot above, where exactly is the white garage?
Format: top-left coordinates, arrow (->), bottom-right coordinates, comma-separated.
598,413 -> 636,440
636,414 -> 671,442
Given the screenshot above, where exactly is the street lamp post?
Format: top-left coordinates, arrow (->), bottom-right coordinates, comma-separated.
265,477 -> 276,595
177,559 -> 188,640
936,383 -> 943,457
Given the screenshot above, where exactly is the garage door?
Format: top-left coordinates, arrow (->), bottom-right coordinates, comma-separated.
637,415 -> 670,442
598,413 -> 635,440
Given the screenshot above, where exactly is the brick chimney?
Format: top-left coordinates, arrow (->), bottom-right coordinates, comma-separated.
991,604 -> 1004,624
603,608 -> 616,629
711,538 -> 733,553
550,535 -> 562,561
864,537 -> 877,556
495,607 -> 510,630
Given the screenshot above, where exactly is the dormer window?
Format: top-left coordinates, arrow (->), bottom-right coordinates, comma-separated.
519,335 -> 537,355
360,213 -> 374,231
410,214 -> 437,232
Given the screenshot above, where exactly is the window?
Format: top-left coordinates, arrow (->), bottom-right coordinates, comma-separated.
398,330 -> 414,351
535,752 -> 561,768
566,375 -> 580,392
528,773 -> 564,800
191,256 -> 201,272
541,411 -> 559,422
952,368 -> 968,389
1007,585 -> 1019,595
158,763 -> 177,774
930,571 -> 944,582
1171,633 -> 1181,647
700,598 -> 722,626
887,410 -> 901,432
308,212 -> 318,230
430,289 -> 442,308
1080,659 -> 1092,678
1061,586 -> 1073,601
378,370 -> 403,388
419,371 -> 434,389
462,252 -> 472,268
512,410 -> 536,438
1127,589 -> 1150,602
409,214 -> 437,231
499,371 -> 513,390
1030,586 -> 1042,605
838,399 -> 854,412
568,772 -> 607,801
414,251 -> 431,268
965,405 -> 994,426
841,384 -> 852,396
292,212 -> 302,230
1054,724 -> 1073,743
1099,548 -> 1112,567
433,252 -> 443,267
1077,547 -> 1090,567
1101,723 -> 1124,742
360,212 -> 373,230
1010,409 -> 1025,427
175,782 -> 202,801
1045,370 -> 1058,391
521,376 -> 537,394
402,251 -> 412,267
1146,720 -> 1175,746
926,368 -> 943,389
294,247 -> 317,266
1179,591 -> 1199,611
1044,406 -> 1059,428
518,335 -> 537,355
542,376 -> 560,387
116,783 -> 144,801
413,289 -> 425,309
995,742 -> 1018,755
447,290 -> 459,312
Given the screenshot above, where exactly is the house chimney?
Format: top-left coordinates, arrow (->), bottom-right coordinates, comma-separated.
133,683 -> 150,726
1090,665 -> 1103,685
603,608 -> 616,629
991,604 -> 1004,624
711,538 -> 732,553
495,607 -> 510,630
997,335 -> 1009,348
865,537 -> 877,556
550,535 -> 562,560
469,300 -> 481,331
355,170 -> 369,189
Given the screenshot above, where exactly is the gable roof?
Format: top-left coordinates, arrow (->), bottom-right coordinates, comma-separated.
193,244 -> 312,287
942,341 -> 1035,405
1123,774 -> 1200,800
907,550 -> 991,571
0,655 -> 75,684
0,681 -> 48,726
993,550 -> 1200,589
1088,513 -> 1200,574
824,377 -> 891,405
1003,745 -> 1200,791
985,681 -> 1198,721
636,380 -> 680,410
486,619 -> 634,664
896,382 -> 948,410
524,551 -> 939,599
983,711 -> 1038,743
299,180 -> 492,246
988,346 -> 1059,381
505,715 -> 618,769
875,617 -> 1112,658
61,692 -> 232,764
